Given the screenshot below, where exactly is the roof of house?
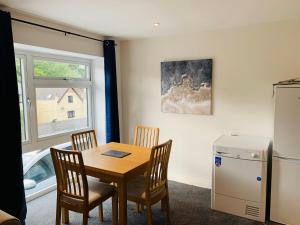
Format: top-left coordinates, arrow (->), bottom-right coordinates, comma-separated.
35,88 -> 84,102
57,88 -> 84,103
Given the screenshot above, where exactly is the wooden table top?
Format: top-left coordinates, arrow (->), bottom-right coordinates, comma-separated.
81,142 -> 151,177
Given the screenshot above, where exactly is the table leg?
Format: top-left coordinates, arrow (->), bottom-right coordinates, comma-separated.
118,178 -> 127,225
62,208 -> 69,224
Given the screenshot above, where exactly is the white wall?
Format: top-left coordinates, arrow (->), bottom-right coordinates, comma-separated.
0,7 -> 104,57
120,19 -> 300,188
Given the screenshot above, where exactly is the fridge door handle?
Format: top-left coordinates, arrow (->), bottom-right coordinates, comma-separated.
274,155 -> 300,161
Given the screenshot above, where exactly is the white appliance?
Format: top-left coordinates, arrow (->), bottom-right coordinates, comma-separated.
212,135 -> 270,222
270,85 -> 300,225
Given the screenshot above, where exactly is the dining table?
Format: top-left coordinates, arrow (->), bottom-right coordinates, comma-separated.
61,142 -> 151,225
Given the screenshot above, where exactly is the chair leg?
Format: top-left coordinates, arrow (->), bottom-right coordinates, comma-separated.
99,203 -> 104,222
112,193 -> 118,225
55,200 -> 61,225
146,203 -> 153,225
62,208 -> 69,224
164,194 -> 171,225
83,211 -> 89,225
135,203 -> 141,213
161,198 -> 167,211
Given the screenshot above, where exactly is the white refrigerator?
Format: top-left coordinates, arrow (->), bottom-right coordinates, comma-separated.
271,85 -> 300,225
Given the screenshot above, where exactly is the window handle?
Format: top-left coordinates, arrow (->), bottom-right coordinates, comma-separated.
27,97 -> 32,108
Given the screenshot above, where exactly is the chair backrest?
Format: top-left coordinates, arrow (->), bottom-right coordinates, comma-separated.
50,148 -> 88,202
71,130 -> 98,151
145,140 -> 172,193
133,125 -> 159,148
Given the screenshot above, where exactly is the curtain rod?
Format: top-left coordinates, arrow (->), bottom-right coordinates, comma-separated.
11,17 -> 114,44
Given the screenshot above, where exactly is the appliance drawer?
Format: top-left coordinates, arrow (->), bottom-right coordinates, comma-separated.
212,192 -> 265,222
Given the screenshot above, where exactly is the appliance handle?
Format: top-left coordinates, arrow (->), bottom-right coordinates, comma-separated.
216,151 -> 229,155
216,151 -> 241,159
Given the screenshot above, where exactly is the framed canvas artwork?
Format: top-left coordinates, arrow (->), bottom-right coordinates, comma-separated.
161,59 -> 212,115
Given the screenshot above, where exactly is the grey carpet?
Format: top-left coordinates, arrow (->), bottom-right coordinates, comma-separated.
26,181 -> 275,225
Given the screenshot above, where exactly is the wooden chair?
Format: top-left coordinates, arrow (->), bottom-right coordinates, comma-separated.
133,125 -> 159,148
0,210 -> 21,225
71,130 -> 98,151
71,129 -> 108,220
127,140 -> 173,225
133,125 -> 160,212
50,148 -> 118,225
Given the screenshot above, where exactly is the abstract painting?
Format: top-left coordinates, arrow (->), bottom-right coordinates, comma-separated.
161,59 -> 212,115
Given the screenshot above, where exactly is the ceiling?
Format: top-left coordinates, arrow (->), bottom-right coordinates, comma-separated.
1,0 -> 300,39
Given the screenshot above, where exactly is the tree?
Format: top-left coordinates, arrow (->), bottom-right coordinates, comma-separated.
34,60 -> 86,78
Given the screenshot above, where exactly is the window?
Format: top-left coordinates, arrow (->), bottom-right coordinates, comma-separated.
23,151 -> 56,197
23,143 -> 72,199
15,50 -> 93,150
67,110 -> 75,119
34,59 -> 89,80
68,95 -> 73,103
33,58 -> 91,139
15,46 -> 99,201
24,154 -> 55,184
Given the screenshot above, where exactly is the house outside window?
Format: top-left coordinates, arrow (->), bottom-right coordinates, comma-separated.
68,95 -> 73,103
67,110 -> 75,118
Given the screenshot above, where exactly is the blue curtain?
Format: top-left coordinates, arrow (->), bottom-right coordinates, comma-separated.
0,10 -> 27,224
103,40 -> 120,143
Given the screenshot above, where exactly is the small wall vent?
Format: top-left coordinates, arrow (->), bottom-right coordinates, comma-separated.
245,205 -> 260,218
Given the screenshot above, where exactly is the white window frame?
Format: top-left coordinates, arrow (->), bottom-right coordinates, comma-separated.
16,54 -> 31,144
15,49 -> 94,152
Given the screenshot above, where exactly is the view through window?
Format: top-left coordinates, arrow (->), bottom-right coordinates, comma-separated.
34,59 -> 88,79
36,88 -> 88,137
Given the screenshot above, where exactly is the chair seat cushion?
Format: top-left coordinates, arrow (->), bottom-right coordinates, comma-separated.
61,179 -> 115,208
88,179 -> 115,205
127,175 -> 166,203
0,210 -> 21,225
